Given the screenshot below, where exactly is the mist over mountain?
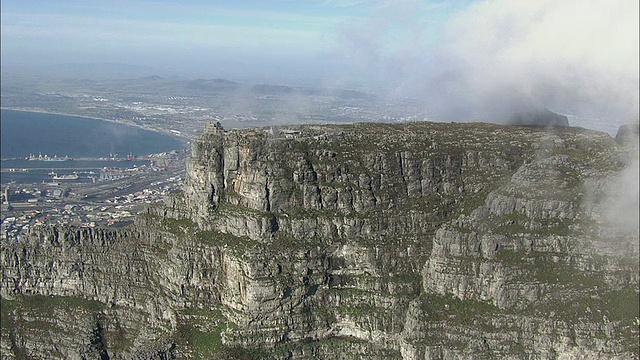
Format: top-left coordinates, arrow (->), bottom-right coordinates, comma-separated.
332,0 -> 638,133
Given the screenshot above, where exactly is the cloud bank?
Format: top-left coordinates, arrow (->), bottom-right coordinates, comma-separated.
337,0 -> 639,133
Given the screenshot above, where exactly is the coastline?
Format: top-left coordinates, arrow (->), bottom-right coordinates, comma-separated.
1,108 -> 187,160
0,107 -> 185,141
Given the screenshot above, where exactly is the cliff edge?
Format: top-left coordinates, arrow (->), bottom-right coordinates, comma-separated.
2,121 -> 638,359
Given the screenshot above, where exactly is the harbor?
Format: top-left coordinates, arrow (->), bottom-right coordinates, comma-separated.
2,158 -> 153,184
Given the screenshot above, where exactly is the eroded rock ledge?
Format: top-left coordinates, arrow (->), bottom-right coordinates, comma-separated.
2,122 -> 638,359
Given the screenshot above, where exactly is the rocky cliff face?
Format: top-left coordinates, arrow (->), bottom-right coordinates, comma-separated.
2,122 -> 638,359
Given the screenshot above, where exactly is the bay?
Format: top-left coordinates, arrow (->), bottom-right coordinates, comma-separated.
1,109 -> 185,159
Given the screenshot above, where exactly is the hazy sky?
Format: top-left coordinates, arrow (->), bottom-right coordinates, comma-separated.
0,1 -> 469,81
2,0 -> 638,130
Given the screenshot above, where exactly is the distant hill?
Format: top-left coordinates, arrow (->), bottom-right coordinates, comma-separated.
506,108 -> 569,126
134,75 -> 165,81
252,84 -> 293,95
185,78 -> 239,91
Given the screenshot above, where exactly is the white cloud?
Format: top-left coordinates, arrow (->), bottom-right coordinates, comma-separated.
437,0 -> 639,127
333,0 -> 639,132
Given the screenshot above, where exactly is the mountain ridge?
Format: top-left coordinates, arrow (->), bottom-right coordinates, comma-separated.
1,121 -> 638,359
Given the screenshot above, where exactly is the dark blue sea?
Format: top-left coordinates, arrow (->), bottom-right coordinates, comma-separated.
0,109 -> 184,159
1,109 -> 186,184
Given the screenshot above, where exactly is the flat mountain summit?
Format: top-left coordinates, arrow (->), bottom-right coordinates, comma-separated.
2,121 -> 638,359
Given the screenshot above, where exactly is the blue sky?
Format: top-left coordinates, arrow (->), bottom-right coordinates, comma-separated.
0,1 -> 464,81
0,0 -> 485,88
1,0 -> 638,130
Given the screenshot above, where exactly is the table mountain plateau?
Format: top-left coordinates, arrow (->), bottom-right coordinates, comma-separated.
2,121 -> 638,359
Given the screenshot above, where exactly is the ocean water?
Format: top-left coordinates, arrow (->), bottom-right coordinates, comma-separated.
0,109 -> 185,159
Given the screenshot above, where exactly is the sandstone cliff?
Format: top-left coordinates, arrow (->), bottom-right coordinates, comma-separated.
2,122 -> 638,359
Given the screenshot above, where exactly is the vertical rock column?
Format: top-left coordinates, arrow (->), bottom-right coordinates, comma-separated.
183,123 -> 226,226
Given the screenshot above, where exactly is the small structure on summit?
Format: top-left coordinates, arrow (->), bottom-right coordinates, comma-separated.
204,121 -> 224,134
